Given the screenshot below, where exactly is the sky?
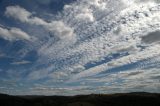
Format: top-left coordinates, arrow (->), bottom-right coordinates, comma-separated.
0,0 -> 160,95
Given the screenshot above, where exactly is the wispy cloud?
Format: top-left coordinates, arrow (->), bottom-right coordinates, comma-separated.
5,6 -> 45,25
0,69 -> 2,72
11,60 -> 31,65
0,26 -> 31,41
0,53 -> 5,57
5,5 -> 75,40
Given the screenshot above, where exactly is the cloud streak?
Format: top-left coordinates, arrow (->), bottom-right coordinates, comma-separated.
11,60 -> 31,65
0,26 -> 31,41
5,5 -> 75,40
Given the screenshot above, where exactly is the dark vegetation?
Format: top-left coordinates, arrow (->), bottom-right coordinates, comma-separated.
0,92 -> 160,106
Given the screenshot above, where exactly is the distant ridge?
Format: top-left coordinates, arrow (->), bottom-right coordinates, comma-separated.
0,92 -> 160,106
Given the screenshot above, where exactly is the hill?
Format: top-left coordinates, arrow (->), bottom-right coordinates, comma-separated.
0,92 -> 160,106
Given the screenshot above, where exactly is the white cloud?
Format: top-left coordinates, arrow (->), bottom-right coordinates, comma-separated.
70,44 -> 160,81
117,68 -> 160,92
11,60 -> 31,65
22,68 -> 160,95
3,0 -> 160,95
87,0 -> 107,9
12,0 -> 159,77
5,5 -> 46,25
0,26 -> 31,41
27,65 -> 56,80
25,85 -> 91,96
33,0 -> 160,83
27,70 -> 48,80
75,8 -> 95,22
46,21 -> 75,39
5,5 -> 75,40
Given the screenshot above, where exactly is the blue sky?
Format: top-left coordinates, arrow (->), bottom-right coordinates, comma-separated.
0,0 -> 160,95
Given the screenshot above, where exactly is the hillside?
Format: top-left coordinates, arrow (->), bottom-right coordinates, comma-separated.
0,92 -> 160,106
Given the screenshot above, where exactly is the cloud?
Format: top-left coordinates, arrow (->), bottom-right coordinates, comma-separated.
5,5 -> 75,40
27,71 -> 48,80
24,68 -> 160,95
76,13 -> 95,22
27,65 -> 56,80
75,8 -> 95,22
11,60 -> 31,65
135,0 -> 160,3
70,44 -> 160,81
34,0 -> 160,82
5,5 -> 46,25
25,85 -> 91,96
119,68 -> 160,92
46,21 -> 74,39
2,0 -> 160,95
141,31 -> 160,44
72,68 -> 160,94
0,26 -> 31,41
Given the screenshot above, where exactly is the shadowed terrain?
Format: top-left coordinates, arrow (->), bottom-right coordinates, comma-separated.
0,92 -> 160,106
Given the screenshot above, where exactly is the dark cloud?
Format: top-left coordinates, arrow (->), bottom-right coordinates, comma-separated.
141,31 -> 160,44
126,71 -> 143,77
136,0 -> 160,3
